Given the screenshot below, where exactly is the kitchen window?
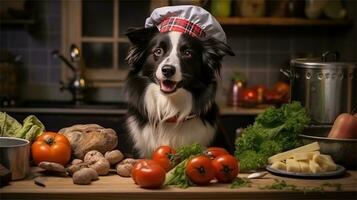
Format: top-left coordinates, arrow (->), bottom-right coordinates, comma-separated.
62,0 -> 152,87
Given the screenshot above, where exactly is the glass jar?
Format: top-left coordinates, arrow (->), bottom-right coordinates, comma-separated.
227,79 -> 246,107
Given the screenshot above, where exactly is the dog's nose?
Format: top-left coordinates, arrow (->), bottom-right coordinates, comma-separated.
162,65 -> 176,78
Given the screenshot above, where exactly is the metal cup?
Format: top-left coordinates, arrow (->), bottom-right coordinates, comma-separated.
0,137 -> 30,180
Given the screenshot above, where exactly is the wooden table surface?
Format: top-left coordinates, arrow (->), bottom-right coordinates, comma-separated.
1,170 -> 356,200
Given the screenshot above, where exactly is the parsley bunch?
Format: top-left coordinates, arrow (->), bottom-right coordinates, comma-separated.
235,101 -> 310,172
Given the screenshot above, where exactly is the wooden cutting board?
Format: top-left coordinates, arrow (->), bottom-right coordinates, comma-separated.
1,170 -> 356,200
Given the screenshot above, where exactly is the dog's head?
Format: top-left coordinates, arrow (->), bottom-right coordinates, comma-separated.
126,27 -> 234,94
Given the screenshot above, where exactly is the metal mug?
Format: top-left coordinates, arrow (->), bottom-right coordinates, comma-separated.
0,137 -> 30,180
281,51 -> 356,124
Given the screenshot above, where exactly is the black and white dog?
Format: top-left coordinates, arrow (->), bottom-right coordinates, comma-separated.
125,26 -> 234,158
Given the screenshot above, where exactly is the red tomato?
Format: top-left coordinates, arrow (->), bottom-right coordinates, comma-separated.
31,131 -> 71,166
185,155 -> 215,185
152,146 -> 176,172
272,81 -> 290,96
131,160 -> 166,189
205,147 -> 229,159
241,88 -> 258,107
212,154 -> 239,183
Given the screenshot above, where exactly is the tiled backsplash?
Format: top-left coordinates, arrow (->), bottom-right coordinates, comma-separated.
1,1 -> 356,104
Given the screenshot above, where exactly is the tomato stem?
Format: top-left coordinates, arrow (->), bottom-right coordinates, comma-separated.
45,137 -> 54,145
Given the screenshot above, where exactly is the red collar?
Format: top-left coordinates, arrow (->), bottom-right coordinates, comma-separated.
165,114 -> 197,123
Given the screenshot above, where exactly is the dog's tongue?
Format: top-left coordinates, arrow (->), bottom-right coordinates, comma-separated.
160,80 -> 177,93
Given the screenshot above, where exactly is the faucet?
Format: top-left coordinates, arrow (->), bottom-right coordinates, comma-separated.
52,44 -> 88,105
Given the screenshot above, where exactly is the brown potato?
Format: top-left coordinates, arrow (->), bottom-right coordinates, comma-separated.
72,168 -> 98,185
105,150 -> 124,165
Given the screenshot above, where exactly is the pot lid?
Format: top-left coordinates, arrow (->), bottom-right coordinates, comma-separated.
291,58 -> 356,69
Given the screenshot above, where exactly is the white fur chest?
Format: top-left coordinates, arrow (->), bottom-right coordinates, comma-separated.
127,83 -> 216,158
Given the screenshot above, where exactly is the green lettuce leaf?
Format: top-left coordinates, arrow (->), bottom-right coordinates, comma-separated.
0,112 -> 45,142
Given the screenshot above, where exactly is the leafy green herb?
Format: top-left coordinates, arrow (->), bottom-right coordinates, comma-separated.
235,102 -> 310,171
259,179 -> 299,191
230,177 -> 252,188
259,179 -> 342,193
171,143 -> 203,162
165,143 -> 203,188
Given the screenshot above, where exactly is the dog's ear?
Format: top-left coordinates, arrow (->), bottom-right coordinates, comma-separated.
125,26 -> 157,46
125,27 -> 157,69
202,38 -> 235,76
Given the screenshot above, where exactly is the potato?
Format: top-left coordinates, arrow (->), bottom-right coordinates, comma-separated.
72,168 -> 98,185
105,150 -> 124,165
84,150 -> 110,176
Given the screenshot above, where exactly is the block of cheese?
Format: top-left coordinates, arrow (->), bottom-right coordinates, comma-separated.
298,160 -> 310,173
309,160 -> 323,173
313,154 -> 337,171
268,142 -> 320,164
271,161 -> 287,171
293,151 -> 320,161
286,159 -> 301,173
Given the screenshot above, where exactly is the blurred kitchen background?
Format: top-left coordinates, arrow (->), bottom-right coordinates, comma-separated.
0,0 -> 356,106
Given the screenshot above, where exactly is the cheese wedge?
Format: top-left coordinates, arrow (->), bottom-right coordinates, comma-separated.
313,154 -> 337,171
268,142 -> 320,164
309,160 -> 323,173
298,160 -> 310,173
271,161 -> 287,171
286,159 -> 301,173
293,151 -> 320,161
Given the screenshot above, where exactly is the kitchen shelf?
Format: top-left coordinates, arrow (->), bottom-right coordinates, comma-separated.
216,17 -> 352,27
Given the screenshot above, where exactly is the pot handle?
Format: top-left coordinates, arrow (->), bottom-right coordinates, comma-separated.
322,51 -> 340,62
280,68 -> 292,78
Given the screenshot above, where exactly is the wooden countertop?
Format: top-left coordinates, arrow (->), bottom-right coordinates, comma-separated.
1,170 -> 356,200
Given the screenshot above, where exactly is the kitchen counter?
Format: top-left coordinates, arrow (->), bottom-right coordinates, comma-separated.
1,170 -> 356,200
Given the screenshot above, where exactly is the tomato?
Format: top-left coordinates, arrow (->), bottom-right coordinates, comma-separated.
272,81 -> 290,96
241,88 -> 258,107
31,131 -> 71,166
185,155 -> 215,185
131,159 -> 166,189
131,159 -> 146,184
205,147 -> 229,159
212,154 -> 239,183
152,146 -> 176,172
264,90 -> 285,104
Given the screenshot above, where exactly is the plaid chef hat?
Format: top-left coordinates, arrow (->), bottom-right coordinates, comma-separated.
145,5 -> 227,44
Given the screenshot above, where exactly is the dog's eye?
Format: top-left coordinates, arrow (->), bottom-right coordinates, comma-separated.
153,48 -> 163,57
183,50 -> 192,57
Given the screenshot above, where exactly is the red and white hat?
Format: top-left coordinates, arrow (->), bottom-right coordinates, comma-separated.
145,5 -> 227,43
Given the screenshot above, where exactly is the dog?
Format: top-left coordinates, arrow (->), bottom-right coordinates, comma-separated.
124,26 -> 234,158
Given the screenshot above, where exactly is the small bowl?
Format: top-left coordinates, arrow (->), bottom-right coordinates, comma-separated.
0,137 -> 30,180
300,125 -> 357,169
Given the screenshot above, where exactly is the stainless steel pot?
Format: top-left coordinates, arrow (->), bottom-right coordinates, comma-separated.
0,137 -> 30,180
281,51 -> 356,124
